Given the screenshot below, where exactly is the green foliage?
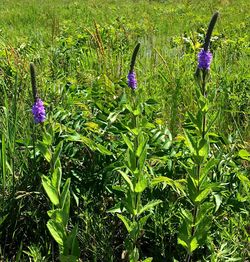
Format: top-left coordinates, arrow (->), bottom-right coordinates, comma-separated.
0,0 -> 249,261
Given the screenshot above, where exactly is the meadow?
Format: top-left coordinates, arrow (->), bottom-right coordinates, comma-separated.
0,0 -> 249,261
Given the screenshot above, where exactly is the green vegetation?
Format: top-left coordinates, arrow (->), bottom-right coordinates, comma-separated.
0,0 -> 249,261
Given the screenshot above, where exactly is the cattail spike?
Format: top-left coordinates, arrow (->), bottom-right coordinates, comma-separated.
30,62 -> 38,102
204,12 -> 219,51
129,43 -> 140,73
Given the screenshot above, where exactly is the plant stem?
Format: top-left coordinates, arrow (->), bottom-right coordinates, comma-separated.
201,70 -> 207,139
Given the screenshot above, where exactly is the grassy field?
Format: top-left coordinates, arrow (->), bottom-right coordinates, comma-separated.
0,0 -> 249,261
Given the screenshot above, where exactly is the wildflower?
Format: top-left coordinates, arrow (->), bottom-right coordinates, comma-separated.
198,49 -> 213,70
32,98 -> 46,124
127,71 -> 137,90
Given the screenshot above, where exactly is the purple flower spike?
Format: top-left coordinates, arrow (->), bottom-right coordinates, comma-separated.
32,98 -> 46,124
198,49 -> 213,70
128,71 -> 137,90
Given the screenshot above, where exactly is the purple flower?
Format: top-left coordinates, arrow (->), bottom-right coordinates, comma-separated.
32,98 -> 46,124
127,71 -> 137,90
198,49 -> 213,70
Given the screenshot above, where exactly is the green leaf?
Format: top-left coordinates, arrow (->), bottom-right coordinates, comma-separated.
61,178 -> 71,219
51,164 -> 62,192
238,149 -> 250,161
37,142 -> 52,162
142,258 -> 153,262
180,208 -> 193,223
136,135 -> 148,158
152,176 -> 185,193
122,134 -> 133,152
177,237 -> 188,249
64,224 -> 80,258
195,188 -> 211,203
47,209 -> 64,224
214,194 -> 222,212
107,203 -> 122,213
197,138 -> 209,161
42,130 -> 53,145
138,214 -> 151,228
237,173 -> 250,187
96,143 -> 112,155
135,177 -> 148,193
138,200 -> 162,215
118,170 -> 134,192
138,144 -> 147,172
51,141 -> 63,171
65,133 -> 95,150
184,130 -> 196,154
42,175 -> 59,206
47,220 -> 66,246
196,202 -> 214,226
117,214 -> 132,233
190,237 -> 199,253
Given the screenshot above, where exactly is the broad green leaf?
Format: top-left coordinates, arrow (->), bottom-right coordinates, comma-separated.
111,185 -> 126,193
61,178 -> 71,207
195,188 -> 211,203
42,130 -> 53,145
51,165 -> 62,192
133,108 -> 140,116
107,203 -> 122,213
126,149 -> 136,172
124,191 -> 135,215
96,143 -> 112,155
238,149 -> 250,161
237,173 -> 250,195
122,134 -> 133,152
47,220 -> 65,246
200,158 -> 218,183
187,112 -> 200,131
138,214 -> 151,228
184,130 -> 196,154
138,200 -> 162,216
131,128 -> 140,135
42,175 -> 59,206
190,237 -> 199,253
197,138 -> 209,160
117,214 -> 132,233
187,176 -> 198,202
214,194 -> 222,212
136,135 -> 148,158
152,176 -> 185,193
196,202 -> 214,226
64,224 -> 80,258
51,141 -> 63,171
180,208 -> 193,223
177,237 -> 188,249
237,173 -> 250,187
142,258 -> 153,262
135,177 -> 148,193
65,133 -> 95,150
118,170 -> 134,192
138,147 -> 147,172
37,142 -> 52,162
61,179 -> 71,220
47,209 -> 64,224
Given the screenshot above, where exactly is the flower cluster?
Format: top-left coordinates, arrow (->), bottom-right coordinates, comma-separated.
127,71 -> 137,90
32,98 -> 46,124
198,49 -> 213,70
